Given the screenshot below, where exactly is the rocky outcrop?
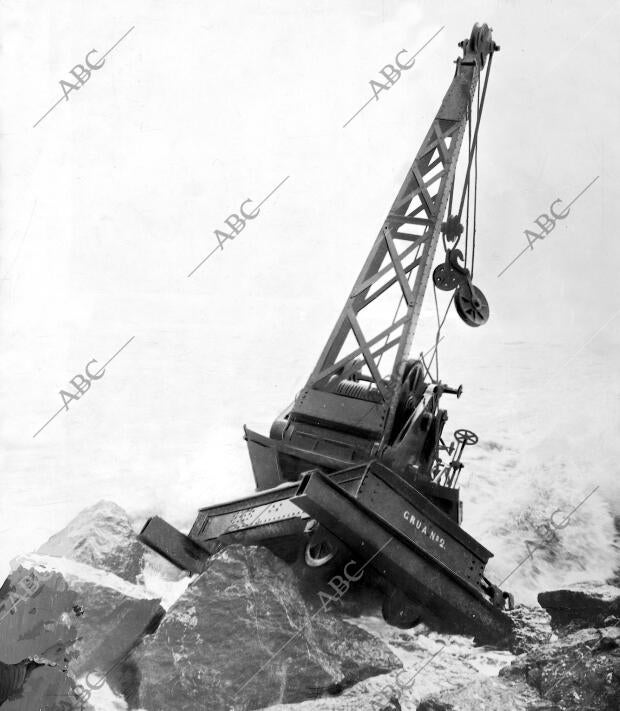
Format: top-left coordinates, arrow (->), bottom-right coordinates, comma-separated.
500,626 -> 620,710
538,583 -> 620,633
0,564 -> 87,709
2,497 -> 618,711
0,554 -> 163,709
416,676 -> 544,710
508,604 -> 554,655
132,545 -> 401,711
0,661 -> 86,711
37,500 -> 145,583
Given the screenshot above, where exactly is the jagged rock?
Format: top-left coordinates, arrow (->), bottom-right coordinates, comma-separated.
599,626 -> 620,650
0,554 -> 163,708
0,563 -> 79,667
133,545 -> 401,711
37,500 -> 145,583
0,565 -> 86,709
263,621 -> 516,711
538,583 -> 620,633
417,700 -> 455,710
1,658 -> 56,705
500,626 -> 620,710
416,677 -> 543,710
508,605 -> 554,655
0,663 -> 91,711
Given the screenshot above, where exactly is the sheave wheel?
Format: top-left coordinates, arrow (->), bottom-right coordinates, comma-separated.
455,284 -> 489,327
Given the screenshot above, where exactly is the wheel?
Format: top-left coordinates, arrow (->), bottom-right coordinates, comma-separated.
453,428 -> 478,446
402,360 -> 426,404
469,23 -> 484,53
304,536 -> 336,568
468,23 -> 492,66
381,588 -> 423,629
455,284 -> 489,327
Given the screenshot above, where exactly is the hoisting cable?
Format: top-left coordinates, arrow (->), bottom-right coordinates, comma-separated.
471,77 -> 481,279
464,102 -> 471,267
456,52 -> 493,225
428,283 -> 455,382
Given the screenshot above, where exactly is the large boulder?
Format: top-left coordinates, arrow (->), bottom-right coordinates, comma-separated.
500,626 -> 620,710
416,676 -> 544,710
507,605 -> 554,655
538,583 -> 620,633
0,554 -> 164,709
37,500 -> 145,583
264,620 -> 516,711
0,659 -> 87,711
0,563 -> 87,709
132,545 -> 401,711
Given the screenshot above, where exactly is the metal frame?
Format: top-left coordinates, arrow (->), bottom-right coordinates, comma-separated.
294,47 -> 484,444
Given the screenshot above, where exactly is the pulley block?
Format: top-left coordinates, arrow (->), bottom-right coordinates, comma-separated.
455,283 -> 489,327
432,249 -> 468,292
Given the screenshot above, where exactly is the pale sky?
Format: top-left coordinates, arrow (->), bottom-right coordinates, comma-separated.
1,0 -> 619,577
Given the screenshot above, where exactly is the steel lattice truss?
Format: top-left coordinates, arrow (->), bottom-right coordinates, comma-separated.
302,57 -> 482,436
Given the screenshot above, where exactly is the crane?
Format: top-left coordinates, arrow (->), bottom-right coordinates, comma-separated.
140,23 -> 514,643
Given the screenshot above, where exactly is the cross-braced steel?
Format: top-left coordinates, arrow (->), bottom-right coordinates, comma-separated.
290,32 -> 495,444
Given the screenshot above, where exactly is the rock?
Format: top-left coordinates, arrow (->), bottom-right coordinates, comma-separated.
263,620 -> 516,711
1,658 -> 56,704
608,516 -> 620,587
500,626 -> 620,710
0,554 -> 164,708
417,699 -> 456,710
133,545 -> 401,711
599,626 -> 620,650
0,565 -> 87,710
0,563 -> 79,667
37,500 -> 145,583
416,677 -> 543,710
508,605 -> 554,655
538,583 -> 620,633
0,662 -> 90,711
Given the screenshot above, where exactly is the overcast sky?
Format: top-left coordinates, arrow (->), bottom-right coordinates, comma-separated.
1,0 -> 619,575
